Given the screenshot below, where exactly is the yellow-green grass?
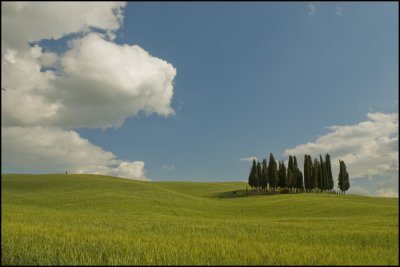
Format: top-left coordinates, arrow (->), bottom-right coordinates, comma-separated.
1,174 -> 398,265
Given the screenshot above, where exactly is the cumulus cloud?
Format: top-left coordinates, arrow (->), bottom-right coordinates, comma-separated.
1,2 -> 125,51
2,32 -> 176,129
284,112 -> 398,197
2,127 -> 147,180
1,2 -> 177,180
240,157 -> 258,162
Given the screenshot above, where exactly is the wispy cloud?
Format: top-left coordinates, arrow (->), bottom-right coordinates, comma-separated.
308,3 -> 316,16
162,164 -> 176,171
240,157 -> 258,162
284,112 -> 398,197
334,6 -> 343,16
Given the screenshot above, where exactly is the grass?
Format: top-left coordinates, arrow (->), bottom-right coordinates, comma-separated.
1,173 -> 398,265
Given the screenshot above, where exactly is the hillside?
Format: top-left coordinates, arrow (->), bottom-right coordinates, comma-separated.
2,174 -> 398,265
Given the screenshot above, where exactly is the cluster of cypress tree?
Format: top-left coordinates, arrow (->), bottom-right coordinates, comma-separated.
247,153 -> 350,194
303,154 -> 334,193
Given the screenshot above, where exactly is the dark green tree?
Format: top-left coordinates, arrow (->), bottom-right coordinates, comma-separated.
278,161 -> 287,188
268,153 -> 279,192
304,155 -> 313,192
260,158 -> 268,191
293,156 -> 299,191
298,170 -> 304,191
338,160 -> 350,194
311,158 -> 319,192
293,156 -> 303,191
309,155 -> 314,191
319,155 -> 328,192
248,159 -> 257,190
287,169 -> 293,192
256,161 -> 262,191
293,155 -> 298,170
287,155 -> 294,190
325,154 -> 334,191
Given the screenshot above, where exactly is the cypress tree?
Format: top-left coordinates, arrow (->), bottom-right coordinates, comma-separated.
319,158 -> 324,192
298,170 -> 304,191
254,167 -> 260,192
248,159 -> 257,190
325,154 -> 334,191
309,155 -> 314,191
247,162 -> 252,189
278,160 -> 287,188
338,160 -> 344,194
338,160 -> 350,194
287,169 -> 293,192
293,156 -> 303,191
257,161 -> 262,191
293,156 -> 298,191
260,158 -> 268,191
303,155 -> 308,192
293,156 -> 298,170
277,161 -> 281,187
319,155 -> 328,192
311,158 -> 318,192
343,161 -> 350,193
283,161 -> 287,188
287,155 -> 294,190
303,155 -> 311,192
268,153 -> 278,192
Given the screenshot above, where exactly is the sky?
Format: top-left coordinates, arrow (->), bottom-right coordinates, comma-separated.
1,2 -> 398,197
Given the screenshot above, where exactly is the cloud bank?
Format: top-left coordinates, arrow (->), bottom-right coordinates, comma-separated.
2,127 -> 147,180
284,112 -> 398,197
2,2 -> 177,180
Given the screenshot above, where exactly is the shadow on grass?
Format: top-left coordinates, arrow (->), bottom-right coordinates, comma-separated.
214,190 -> 282,199
214,189 -> 341,198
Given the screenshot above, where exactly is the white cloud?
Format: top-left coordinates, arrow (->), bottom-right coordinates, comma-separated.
162,164 -> 176,171
1,126 -> 147,180
308,3 -> 316,16
2,33 -> 176,129
348,184 -> 398,198
284,112 -> 398,196
90,161 -> 147,181
334,6 -> 343,16
348,186 -> 370,196
375,188 -> 398,198
240,157 -> 258,162
1,2 -> 125,51
1,2 -> 177,179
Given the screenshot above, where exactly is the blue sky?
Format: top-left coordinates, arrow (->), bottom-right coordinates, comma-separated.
2,2 -> 398,196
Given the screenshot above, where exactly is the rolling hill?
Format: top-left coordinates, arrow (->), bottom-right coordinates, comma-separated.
1,173 -> 398,265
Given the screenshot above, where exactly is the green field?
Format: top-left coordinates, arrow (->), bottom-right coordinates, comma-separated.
1,174 -> 398,265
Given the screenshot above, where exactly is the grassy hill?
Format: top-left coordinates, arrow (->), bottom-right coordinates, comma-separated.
1,174 -> 398,265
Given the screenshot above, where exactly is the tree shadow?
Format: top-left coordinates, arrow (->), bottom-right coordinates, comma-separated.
214,190 -> 279,199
